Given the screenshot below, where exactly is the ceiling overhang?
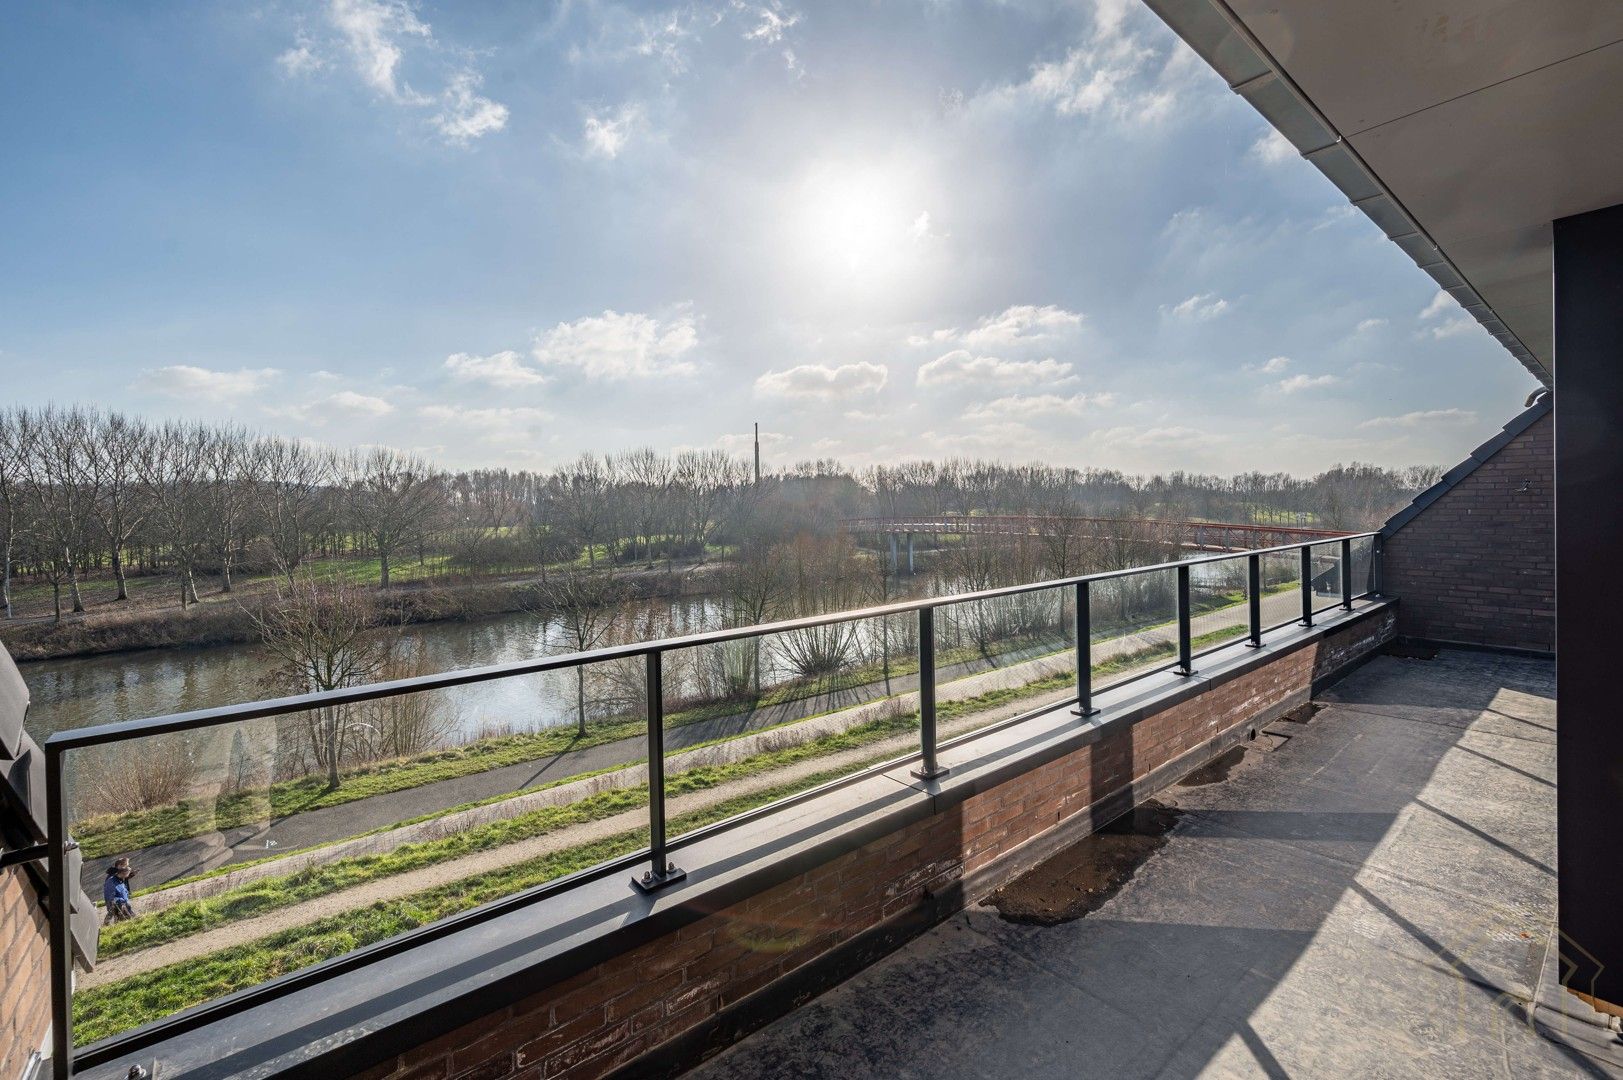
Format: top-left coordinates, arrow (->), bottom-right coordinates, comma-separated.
1144,0 -> 1623,388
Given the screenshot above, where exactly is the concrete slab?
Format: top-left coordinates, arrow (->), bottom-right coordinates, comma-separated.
690,651 -> 1622,1079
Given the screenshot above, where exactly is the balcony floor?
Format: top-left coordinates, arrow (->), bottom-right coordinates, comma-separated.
690,649 -> 1623,1079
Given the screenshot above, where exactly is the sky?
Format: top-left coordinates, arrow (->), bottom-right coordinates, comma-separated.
0,0 -> 1541,477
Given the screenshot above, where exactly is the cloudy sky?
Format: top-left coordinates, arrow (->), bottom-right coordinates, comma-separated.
1,0 -> 1539,476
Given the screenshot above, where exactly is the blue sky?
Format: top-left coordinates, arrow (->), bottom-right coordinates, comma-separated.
0,0 -> 1539,475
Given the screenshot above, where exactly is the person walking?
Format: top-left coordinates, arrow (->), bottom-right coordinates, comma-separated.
102,857 -> 135,924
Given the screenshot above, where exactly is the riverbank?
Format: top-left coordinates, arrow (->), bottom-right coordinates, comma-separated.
0,560 -> 726,662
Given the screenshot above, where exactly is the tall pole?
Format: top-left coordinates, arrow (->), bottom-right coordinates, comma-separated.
753,422 -> 761,485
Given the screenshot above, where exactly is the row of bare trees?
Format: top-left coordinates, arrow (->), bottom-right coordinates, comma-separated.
0,404 -> 1438,623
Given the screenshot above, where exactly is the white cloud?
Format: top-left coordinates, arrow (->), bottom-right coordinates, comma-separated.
328,0 -> 429,101
1244,355 -> 1290,375
910,210 -> 944,242
1419,290 -> 1456,320
434,73 -> 508,144
532,309 -> 699,379
974,0 -> 1195,126
326,390 -> 395,416
1355,318 -> 1387,333
917,350 -> 1075,388
962,392 -> 1114,422
276,35 -> 326,77
418,404 -> 550,444
1250,128 -> 1295,165
1164,293 -> 1230,321
1357,408 -> 1476,430
754,361 -> 887,400
737,2 -> 800,44
583,103 -> 643,159
1275,373 -> 1341,394
928,304 -> 1084,352
1426,317 -> 1481,340
444,350 -> 545,388
146,365 -> 280,399
283,0 -> 507,145
1091,424 -> 1212,452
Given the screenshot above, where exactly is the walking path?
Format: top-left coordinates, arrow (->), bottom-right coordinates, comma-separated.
88,589 -> 1312,893
82,672 -> 1082,988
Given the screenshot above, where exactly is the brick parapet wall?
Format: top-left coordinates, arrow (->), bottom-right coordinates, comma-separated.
1,867 -> 50,1080
356,610 -> 1393,1080
1383,412 -> 1553,652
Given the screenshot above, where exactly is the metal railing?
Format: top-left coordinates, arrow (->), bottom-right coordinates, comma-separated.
42,531 -> 1379,1077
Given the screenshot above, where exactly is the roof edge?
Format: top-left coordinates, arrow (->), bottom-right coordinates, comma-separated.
1380,393 -> 1552,538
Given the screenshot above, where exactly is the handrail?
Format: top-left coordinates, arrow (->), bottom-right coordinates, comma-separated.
43,532 -> 1377,751
43,531 -> 1378,1078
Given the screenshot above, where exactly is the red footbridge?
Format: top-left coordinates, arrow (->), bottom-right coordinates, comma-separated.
843,515 -> 1352,567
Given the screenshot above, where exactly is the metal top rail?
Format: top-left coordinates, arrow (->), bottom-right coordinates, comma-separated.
45,532 -> 1378,751
43,530 -> 1380,1079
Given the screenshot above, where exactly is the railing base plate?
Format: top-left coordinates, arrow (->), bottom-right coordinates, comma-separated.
910,765 -> 951,782
1071,707 -> 1100,718
631,865 -> 687,894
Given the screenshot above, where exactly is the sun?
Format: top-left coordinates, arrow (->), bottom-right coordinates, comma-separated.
787,160 -> 922,295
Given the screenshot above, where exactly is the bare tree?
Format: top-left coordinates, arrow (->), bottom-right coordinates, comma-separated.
251,572 -> 389,789
141,421 -> 213,607
534,564 -> 628,736
79,410 -> 152,602
347,447 -> 445,588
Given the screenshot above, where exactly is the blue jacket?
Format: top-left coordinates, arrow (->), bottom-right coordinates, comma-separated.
103,875 -> 131,907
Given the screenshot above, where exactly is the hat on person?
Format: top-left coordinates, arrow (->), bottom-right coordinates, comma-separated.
106,857 -> 133,875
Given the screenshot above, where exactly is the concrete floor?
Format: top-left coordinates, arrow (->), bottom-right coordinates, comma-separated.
689,650 -> 1623,1079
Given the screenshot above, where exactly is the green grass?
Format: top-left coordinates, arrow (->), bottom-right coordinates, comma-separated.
72,629 -> 1060,859
71,754 -> 911,1046
77,584 -> 1271,860
98,707 -> 921,962
71,622 -> 1269,1044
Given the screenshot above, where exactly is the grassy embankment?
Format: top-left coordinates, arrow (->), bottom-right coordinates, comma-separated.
76,628 -> 1070,860
80,583 -> 1277,860
72,623 -> 1247,1044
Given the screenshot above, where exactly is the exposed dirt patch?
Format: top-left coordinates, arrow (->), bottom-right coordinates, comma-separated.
1385,640 -> 1439,660
985,801 -> 1181,926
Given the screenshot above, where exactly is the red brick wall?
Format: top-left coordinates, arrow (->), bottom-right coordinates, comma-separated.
359,612 -> 1393,1080
1,868 -> 50,1080
1383,412 -> 1553,652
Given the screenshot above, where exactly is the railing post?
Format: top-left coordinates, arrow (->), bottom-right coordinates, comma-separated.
1246,553 -> 1263,647
1176,564 -> 1196,676
632,650 -> 685,893
1299,544 -> 1314,627
1372,534 -> 1384,596
1072,581 -> 1098,716
46,745 -> 72,1080
910,606 -> 949,780
1340,537 -> 1354,608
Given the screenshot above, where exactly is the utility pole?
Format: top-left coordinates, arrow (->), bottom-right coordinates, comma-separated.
753,422 -> 761,484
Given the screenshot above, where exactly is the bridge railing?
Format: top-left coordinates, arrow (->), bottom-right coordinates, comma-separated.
39,531 -> 1377,1078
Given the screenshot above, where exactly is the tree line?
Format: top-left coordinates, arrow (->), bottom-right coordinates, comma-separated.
0,405 -> 1439,623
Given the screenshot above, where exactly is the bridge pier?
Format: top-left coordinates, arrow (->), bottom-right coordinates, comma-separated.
887,533 -> 899,573
906,532 -> 914,575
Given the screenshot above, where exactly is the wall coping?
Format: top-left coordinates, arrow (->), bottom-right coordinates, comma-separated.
1381,395 -> 1551,539
76,599 -> 1396,1080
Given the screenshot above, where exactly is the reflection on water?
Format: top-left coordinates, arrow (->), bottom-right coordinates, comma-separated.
20,595 -> 728,742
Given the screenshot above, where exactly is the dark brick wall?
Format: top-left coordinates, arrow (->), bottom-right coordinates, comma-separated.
360,612 -> 1393,1080
1,867 -> 50,1080
1382,412 -> 1553,652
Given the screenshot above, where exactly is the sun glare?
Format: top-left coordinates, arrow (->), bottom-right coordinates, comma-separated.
788,161 -> 923,297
